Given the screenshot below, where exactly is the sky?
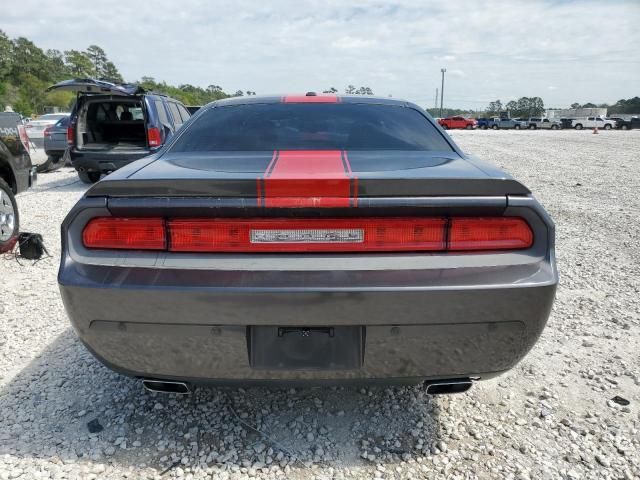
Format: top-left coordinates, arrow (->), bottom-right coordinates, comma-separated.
2,0 -> 639,110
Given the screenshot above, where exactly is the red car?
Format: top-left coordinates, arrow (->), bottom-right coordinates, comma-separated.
438,116 -> 476,129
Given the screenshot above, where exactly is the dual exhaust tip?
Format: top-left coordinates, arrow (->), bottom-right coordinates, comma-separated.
141,378 -> 472,395
142,379 -> 191,395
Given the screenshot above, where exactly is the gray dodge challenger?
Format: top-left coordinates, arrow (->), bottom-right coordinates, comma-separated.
58,93 -> 557,394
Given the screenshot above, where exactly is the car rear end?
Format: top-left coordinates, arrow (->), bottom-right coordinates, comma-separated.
67,95 -> 159,176
58,96 -> 557,387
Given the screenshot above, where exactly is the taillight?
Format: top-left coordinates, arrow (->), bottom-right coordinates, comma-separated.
449,217 -> 533,251
82,218 -> 166,250
67,126 -> 74,145
147,127 -> 162,147
17,125 -> 30,151
44,127 -> 52,137
80,217 -> 533,253
168,218 -> 447,253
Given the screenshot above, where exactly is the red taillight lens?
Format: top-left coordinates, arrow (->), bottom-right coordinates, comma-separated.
147,127 -> 162,147
43,127 -> 52,137
167,218 -> 447,253
66,126 -> 74,144
449,217 -> 533,251
81,217 -> 533,253
83,218 -> 166,250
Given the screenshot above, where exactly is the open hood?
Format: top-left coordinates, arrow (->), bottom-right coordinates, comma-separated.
46,78 -> 144,96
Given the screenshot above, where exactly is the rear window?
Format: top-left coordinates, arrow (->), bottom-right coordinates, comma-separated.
170,104 -> 453,152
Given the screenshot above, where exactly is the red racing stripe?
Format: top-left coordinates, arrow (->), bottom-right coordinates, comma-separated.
262,150 -> 354,207
282,94 -> 341,103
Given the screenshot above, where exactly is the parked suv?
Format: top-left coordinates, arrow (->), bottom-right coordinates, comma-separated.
0,112 -> 36,252
46,79 -> 191,184
526,118 -> 561,130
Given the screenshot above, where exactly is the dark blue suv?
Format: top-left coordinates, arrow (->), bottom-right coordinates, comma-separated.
47,79 -> 191,184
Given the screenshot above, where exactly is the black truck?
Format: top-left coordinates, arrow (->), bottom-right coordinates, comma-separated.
0,112 -> 37,252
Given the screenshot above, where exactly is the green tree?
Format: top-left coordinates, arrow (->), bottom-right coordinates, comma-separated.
345,85 -> 356,94
10,37 -> 50,80
64,50 -> 92,77
101,61 -> 123,83
323,87 -> 338,94
45,49 -> 68,80
0,30 -> 13,79
486,100 -> 503,116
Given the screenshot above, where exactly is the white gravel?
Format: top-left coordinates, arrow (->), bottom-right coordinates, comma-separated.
1,130 -> 639,479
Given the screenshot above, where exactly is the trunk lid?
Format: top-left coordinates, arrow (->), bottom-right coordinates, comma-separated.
46,78 -> 144,96
87,150 -> 530,201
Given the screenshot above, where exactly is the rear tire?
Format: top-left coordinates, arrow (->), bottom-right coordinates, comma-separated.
465,124 -> 473,130
491,124 -> 498,130
529,125 -> 536,129
604,124 -> 612,130
0,178 -> 19,253
441,124 -> 448,130
515,124 -> 521,130
621,124 -> 629,130
575,124 -> 583,130
78,171 -> 101,184
551,125 -> 558,130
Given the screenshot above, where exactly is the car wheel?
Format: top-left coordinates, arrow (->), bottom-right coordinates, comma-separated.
551,125 -> 558,130
441,125 -> 448,129
78,171 -> 101,184
0,178 -> 19,253
604,124 -> 612,130
465,124 -> 473,130
621,124 -> 629,130
529,125 -> 536,129
575,124 -> 583,130
515,124 -> 521,130
492,125 -> 498,130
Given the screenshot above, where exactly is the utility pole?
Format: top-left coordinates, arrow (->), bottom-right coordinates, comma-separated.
435,88 -> 438,109
439,68 -> 446,118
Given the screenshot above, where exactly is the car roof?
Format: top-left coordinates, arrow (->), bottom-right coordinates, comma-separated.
211,94 -> 416,109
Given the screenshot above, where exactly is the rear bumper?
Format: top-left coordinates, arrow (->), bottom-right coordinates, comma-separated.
60,273 -> 555,383
70,149 -> 151,174
58,195 -> 557,383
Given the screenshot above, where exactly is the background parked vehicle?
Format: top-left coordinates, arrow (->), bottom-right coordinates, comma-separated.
489,117 -> 526,130
42,115 -> 70,172
0,112 -> 36,252
608,117 -> 640,130
526,118 -> 561,130
438,116 -> 476,129
572,117 -> 615,130
475,118 -> 495,129
46,78 -> 192,184
25,113 -> 70,147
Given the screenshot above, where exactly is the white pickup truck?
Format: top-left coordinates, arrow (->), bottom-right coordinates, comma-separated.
572,117 -> 616,130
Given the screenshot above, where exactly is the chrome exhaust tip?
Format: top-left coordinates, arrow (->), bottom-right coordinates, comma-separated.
424,378 -> 473,395
142,379 -> 191,395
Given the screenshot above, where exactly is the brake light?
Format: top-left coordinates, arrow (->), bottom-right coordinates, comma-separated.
80,217 -> 533,252
168,218 -> 447,253
147,127 -> 162,147
67,126 -> 74,144
83,218 -> 166,250
449,217 -> 533,251
17,125 -> 30,151
44,127 -> 52,137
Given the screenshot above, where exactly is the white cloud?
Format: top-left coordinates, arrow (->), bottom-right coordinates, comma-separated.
1,0 -> 638,108
331,36 -> 376,50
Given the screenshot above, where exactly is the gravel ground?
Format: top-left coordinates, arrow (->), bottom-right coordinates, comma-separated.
1,130 -> 639,480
